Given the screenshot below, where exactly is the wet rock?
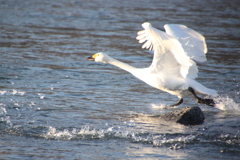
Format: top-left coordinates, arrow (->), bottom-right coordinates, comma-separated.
160,106 -> 205,125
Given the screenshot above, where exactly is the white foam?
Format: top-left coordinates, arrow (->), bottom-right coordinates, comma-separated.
0,90 -> 25,96
18,91 -> 25,95
44,126 -> 73,140
150,96 -> 240,111
0,106 -> 12,126
151,103 -> 172,110
12,89 -> 18,95
0,90 -> 7,95
42,125 -> 197,150
43,126 -> 106,140
38,93 -> 45,99
152,135 -> 197,148
214,96 -> 240,111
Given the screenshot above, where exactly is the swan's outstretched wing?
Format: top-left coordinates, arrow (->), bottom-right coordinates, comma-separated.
164,24 -> 207,62
136,22 -> 198,79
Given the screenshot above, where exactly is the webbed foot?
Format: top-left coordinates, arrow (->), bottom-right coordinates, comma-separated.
188,87 -> 215,107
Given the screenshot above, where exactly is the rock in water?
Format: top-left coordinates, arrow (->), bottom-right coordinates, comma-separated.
160,106 -> 205,125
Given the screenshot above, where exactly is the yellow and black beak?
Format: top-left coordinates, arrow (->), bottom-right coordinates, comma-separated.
87,56 -> 94,61
86,54 -> 97,61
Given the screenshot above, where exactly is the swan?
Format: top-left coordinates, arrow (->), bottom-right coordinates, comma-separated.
87,22 -> 217,106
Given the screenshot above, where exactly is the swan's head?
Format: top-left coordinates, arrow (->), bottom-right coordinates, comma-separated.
87,52 -> 111,63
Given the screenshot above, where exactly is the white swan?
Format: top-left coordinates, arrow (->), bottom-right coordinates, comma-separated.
87,22 -> 217,106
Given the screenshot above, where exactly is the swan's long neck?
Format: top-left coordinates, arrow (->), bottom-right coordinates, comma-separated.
107,57 -> 137,74
105,56 -> 155,89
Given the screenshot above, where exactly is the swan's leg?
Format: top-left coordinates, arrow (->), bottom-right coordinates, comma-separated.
170,98 -> 183,106
188,87 -> 215,107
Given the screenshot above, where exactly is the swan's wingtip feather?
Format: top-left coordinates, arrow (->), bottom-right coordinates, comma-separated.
142,22 -> 152,29
163,24 -> 169,28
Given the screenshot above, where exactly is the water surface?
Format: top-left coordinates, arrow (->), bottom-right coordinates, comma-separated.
0,0 -> 240,159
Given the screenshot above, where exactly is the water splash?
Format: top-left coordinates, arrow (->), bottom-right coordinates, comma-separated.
38,93 -> 45,99
151,103 -> 170,110
214,96 -> 240,111
43,126 -> 106,140
152,135 -> 197,149
0,106 -> 12,127
150,96 -> 240,111
42,125 -> 197,150
0,89 -> 25,96
0,90 -> 7,95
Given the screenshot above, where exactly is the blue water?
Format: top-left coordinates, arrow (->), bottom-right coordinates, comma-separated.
1,0 -> 240,159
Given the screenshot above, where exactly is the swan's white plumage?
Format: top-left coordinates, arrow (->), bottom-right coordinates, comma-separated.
136,22 -> 198,79
164,24 -> 207,62
88,22 -> 217,102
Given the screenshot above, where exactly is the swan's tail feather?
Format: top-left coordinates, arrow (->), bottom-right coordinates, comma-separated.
189,80 -> 217,96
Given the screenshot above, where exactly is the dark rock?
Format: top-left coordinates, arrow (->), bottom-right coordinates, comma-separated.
160,106 -> 205,125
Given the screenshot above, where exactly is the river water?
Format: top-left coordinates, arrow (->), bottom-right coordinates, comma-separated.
1,0 -> 240,159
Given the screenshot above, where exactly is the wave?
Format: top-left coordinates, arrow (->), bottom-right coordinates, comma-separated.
40,125 -> 240,150
0,89 -> 25,96
41,126 -> 197,149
